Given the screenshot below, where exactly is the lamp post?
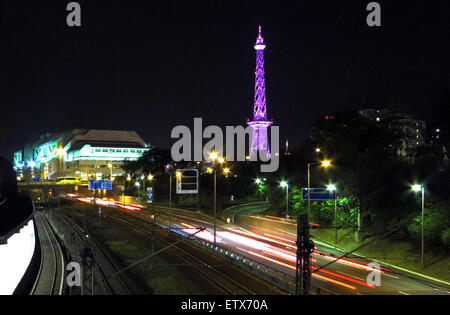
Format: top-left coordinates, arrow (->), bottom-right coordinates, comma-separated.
208,151 -> 226,247
307,160 -> 331,221
327,184 -> 337,246
412,184 -> 425,267
280,181 -> 289,216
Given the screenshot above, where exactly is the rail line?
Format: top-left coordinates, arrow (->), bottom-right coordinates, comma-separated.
54,212 -> 132,295
103,213 -> 256,295
30,212 -> 65,295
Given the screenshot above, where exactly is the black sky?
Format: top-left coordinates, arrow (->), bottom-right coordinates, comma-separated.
1,0 -> 450,160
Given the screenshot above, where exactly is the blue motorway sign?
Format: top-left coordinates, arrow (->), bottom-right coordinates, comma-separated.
147,187 -> 153,203
89,179 -> 112,190
302,188 -> 336,200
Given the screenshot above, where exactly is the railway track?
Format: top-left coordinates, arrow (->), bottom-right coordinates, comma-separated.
102,213 -> 256,295
53,212 -> 132,295
30,212 -> 65,295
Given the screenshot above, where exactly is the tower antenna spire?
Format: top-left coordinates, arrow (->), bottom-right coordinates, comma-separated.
247,26 -> 273,159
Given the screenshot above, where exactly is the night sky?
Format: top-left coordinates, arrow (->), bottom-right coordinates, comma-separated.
1,0 -> 450,160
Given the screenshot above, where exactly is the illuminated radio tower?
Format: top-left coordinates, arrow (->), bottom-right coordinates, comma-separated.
247,26 -> 273,159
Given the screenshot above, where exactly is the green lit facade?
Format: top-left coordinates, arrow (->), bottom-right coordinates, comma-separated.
14,129 -> 150,181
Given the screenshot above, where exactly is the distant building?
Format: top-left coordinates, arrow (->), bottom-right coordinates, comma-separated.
13,129 -> 150,181
358,108 -> 426,160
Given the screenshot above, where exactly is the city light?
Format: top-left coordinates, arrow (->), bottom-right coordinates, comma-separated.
209,151 -> 218,161
315,148 -> 321,153
327,184 -> 337,191
279,180 -> 288,188
148,174 -> 154,181
176,171 -> 182,178
255,178 -> 262,185
223,167 -> 230,175
321,160 -> 331,167
411,184 -> 422,192
218,157 -> 225,164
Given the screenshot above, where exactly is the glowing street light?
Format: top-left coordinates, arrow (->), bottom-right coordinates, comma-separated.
223,167 -> 230,175
255,178 -> 262,185
315,148 -> 321,153
209,151 -> 218,161
148,174 -> 154,181
321,160 -> 331,167
411,184 -> 425,267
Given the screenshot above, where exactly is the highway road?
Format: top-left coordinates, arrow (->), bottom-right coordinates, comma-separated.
148,208 -> 450,295
68,195 -> 450,295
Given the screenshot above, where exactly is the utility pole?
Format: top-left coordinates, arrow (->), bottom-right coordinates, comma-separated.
295,214 -> 314,295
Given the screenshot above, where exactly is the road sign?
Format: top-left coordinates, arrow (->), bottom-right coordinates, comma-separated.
147,187 -> 153,203
176,169 -> 198,194
89,179 -> 112,190
302,188 -> 336,200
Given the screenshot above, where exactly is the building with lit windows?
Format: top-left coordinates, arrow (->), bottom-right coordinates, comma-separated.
358,108 -> 426,160
13,129 -> 150,181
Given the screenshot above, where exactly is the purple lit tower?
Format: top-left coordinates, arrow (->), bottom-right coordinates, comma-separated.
247,26 -> 273,159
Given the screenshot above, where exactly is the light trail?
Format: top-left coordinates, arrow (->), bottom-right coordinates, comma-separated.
246,251 -> 357,291
248,225 -> 296,239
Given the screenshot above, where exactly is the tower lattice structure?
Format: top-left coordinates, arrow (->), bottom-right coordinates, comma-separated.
247,26 -> 273,159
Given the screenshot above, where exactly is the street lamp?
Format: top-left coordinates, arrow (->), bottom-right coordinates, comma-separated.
327,184 -> 338,246
307,160 -> 331,221
279,180 -> 289,217
412,184 -> 425,267
208,150 -> 226,247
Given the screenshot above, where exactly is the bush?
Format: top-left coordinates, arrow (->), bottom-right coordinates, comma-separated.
407,202 -> 450,247
441,228 -> 450,249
